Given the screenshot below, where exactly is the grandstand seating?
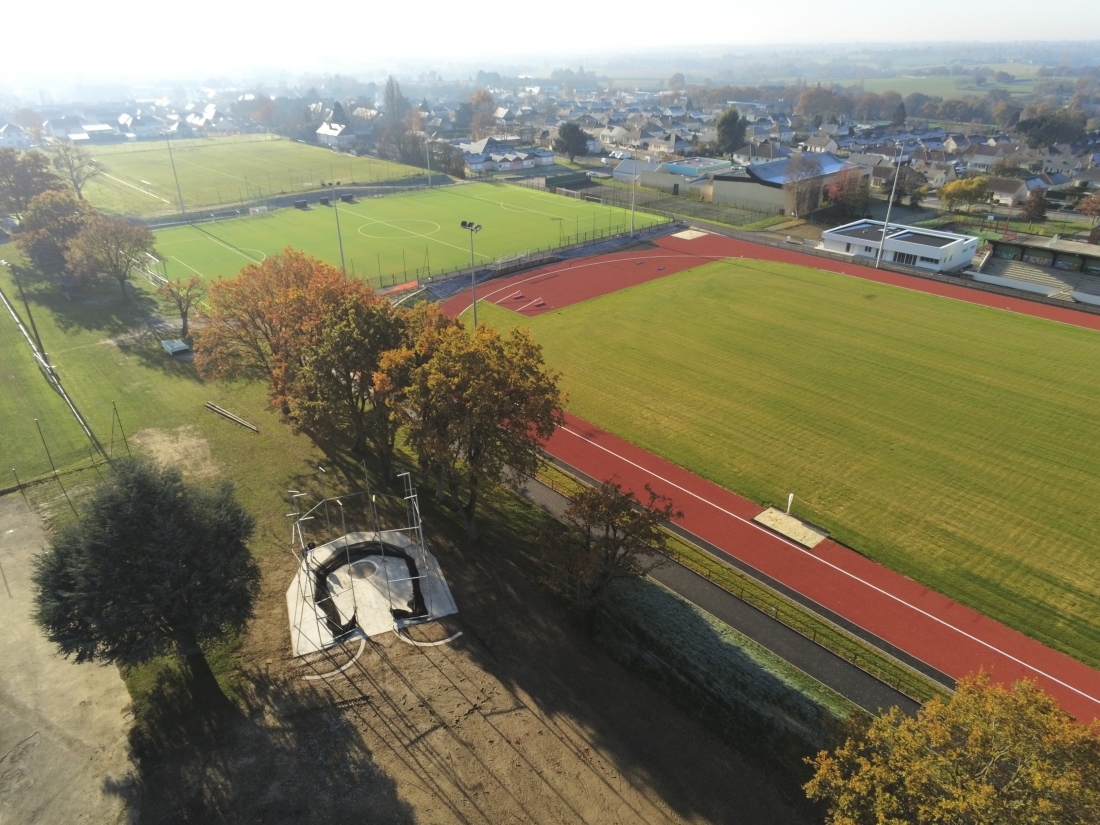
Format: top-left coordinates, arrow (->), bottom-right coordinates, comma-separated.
980,257 -> 1100,301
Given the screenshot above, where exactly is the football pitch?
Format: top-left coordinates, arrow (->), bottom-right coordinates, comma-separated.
81,135 -> 422,218
473,258 -> 1100,669
153,183 -> 665,286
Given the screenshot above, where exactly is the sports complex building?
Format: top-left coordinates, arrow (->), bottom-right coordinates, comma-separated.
820,219 -> 979,273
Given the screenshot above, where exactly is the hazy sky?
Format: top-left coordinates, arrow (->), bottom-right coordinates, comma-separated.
7,0 -> 1100,85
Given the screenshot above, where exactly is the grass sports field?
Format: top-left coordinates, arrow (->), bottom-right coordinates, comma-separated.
474,258 -> 1100,669
82,135 -> 421,218
153,183 -> 664,286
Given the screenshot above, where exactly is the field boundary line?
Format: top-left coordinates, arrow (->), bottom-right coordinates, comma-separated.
554,423 -> 1100,709
0,283 -> 105,459
99,172 -> 171,204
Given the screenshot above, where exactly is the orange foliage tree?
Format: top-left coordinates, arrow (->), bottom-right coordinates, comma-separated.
805,672 -> 1100,824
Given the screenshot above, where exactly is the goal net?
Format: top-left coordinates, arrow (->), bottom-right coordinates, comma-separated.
249,205 -> 269,215
556,188 -> 583,200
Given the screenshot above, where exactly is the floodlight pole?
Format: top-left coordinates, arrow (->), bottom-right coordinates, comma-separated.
165,137 -> 187,221
876,143 -> 903,270
462,222 -> 482,328
631,172 -> 637,236
425,139 -> 432,189
333,187 -> 347,275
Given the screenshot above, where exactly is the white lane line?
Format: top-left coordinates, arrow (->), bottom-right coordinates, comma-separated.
200,233 -> 264,264
456,252 -> 706,317
100,172 -> 171,203
170,256 -> 205,278
337,204 -> 489,261
557,424 -> 1100,707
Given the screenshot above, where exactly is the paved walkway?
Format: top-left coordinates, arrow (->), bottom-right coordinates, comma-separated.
0,494 -> 135,824
511,475 -> 918,717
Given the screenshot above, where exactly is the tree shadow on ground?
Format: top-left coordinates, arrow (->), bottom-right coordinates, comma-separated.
282,456 -> 818,824
17,268 -> 160,336
108,660 -> 414,824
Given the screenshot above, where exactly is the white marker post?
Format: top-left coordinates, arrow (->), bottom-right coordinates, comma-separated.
786,493 -> 794,515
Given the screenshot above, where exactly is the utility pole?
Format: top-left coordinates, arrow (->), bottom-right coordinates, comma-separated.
461,221 -> 482,328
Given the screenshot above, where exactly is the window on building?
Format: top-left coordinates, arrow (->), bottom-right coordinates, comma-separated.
893,251 -> 918,266
919,256 -> 938,264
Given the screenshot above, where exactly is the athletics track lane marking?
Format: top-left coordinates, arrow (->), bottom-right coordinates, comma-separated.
557,423 -> 1100,709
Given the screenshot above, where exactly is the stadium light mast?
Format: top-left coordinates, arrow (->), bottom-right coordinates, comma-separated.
333,185 -> 346,275
425,139 -> 432,189
630,170 -> 638,236
165,137 -> 187,221
460,221 -> 482,328
875,143 -> 904,270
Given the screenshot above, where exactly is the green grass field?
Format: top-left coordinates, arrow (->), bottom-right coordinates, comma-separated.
473,259 -> 1100,669
0,258 -> 330,539
82,135 -> 422,218
153,183 -> 664,286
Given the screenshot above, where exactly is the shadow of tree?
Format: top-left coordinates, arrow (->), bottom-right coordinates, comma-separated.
290,470 -> 817,824
18,269 -> 160,336
109,660 -> 414,824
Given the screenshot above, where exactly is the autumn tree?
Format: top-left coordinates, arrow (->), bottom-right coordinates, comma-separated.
715,108 -> 747,157
544,478 -> 681,636
1080,192 -> 1100,225
194,248 -> 352,415
823,166 -> 870,217
14,189 -> 96,270
783,153 -> 823,217
368,303 -> 458,480
51,142 -> 102,200
939,176 -> 990,212
0,147 -> 63,218
469,90 -> 496,141
1021,186 -> 1049,224
553,122 -> 591,162
667,72 -> 686,91
158,275 -> 205,338
285,283 -> 404,465
805,672 -> 1100,824
31,457 -> 260,708
402,323 -> 563,539
65,216 -> 156,299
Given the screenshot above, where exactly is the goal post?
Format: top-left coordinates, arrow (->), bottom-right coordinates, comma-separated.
249,205 -> 269,215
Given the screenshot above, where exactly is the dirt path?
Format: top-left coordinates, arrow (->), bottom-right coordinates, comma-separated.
0,494 -> 135,824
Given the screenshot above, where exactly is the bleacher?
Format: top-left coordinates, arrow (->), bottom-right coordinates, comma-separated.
982,257 -> 1075,294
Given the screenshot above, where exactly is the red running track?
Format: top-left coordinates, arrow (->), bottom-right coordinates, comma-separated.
551,412 -> 1100,722
442,230 -> 1100,718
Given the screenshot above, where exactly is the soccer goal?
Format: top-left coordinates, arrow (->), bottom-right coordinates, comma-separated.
249,205 -> 269,215
556,187 -> 583,200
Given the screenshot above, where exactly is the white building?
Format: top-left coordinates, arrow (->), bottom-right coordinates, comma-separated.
316,122 -> 354,149
0,123 -> 31,149
820,220 -> 978,273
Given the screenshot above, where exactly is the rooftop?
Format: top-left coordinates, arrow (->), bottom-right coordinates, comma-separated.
826,220 -> 971,249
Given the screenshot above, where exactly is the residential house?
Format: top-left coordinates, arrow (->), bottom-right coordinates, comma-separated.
611,159 -> 661,183
986,176 -> 1047,206
804,134 -> 839,153
316,121 -> 355,149
732,141 -> 790,166
0,123 -> 31,149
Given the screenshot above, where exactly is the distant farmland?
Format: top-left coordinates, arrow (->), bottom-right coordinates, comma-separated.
82,135 -> 422,218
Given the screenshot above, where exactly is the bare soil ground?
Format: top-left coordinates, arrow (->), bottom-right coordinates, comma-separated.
0,494 -> 136,825
133,489 -> 810,824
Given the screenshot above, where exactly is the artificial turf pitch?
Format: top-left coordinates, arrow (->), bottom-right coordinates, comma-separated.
474,257 -> 1100,669
81,135 -> 422,218
153,183 -> 664,287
